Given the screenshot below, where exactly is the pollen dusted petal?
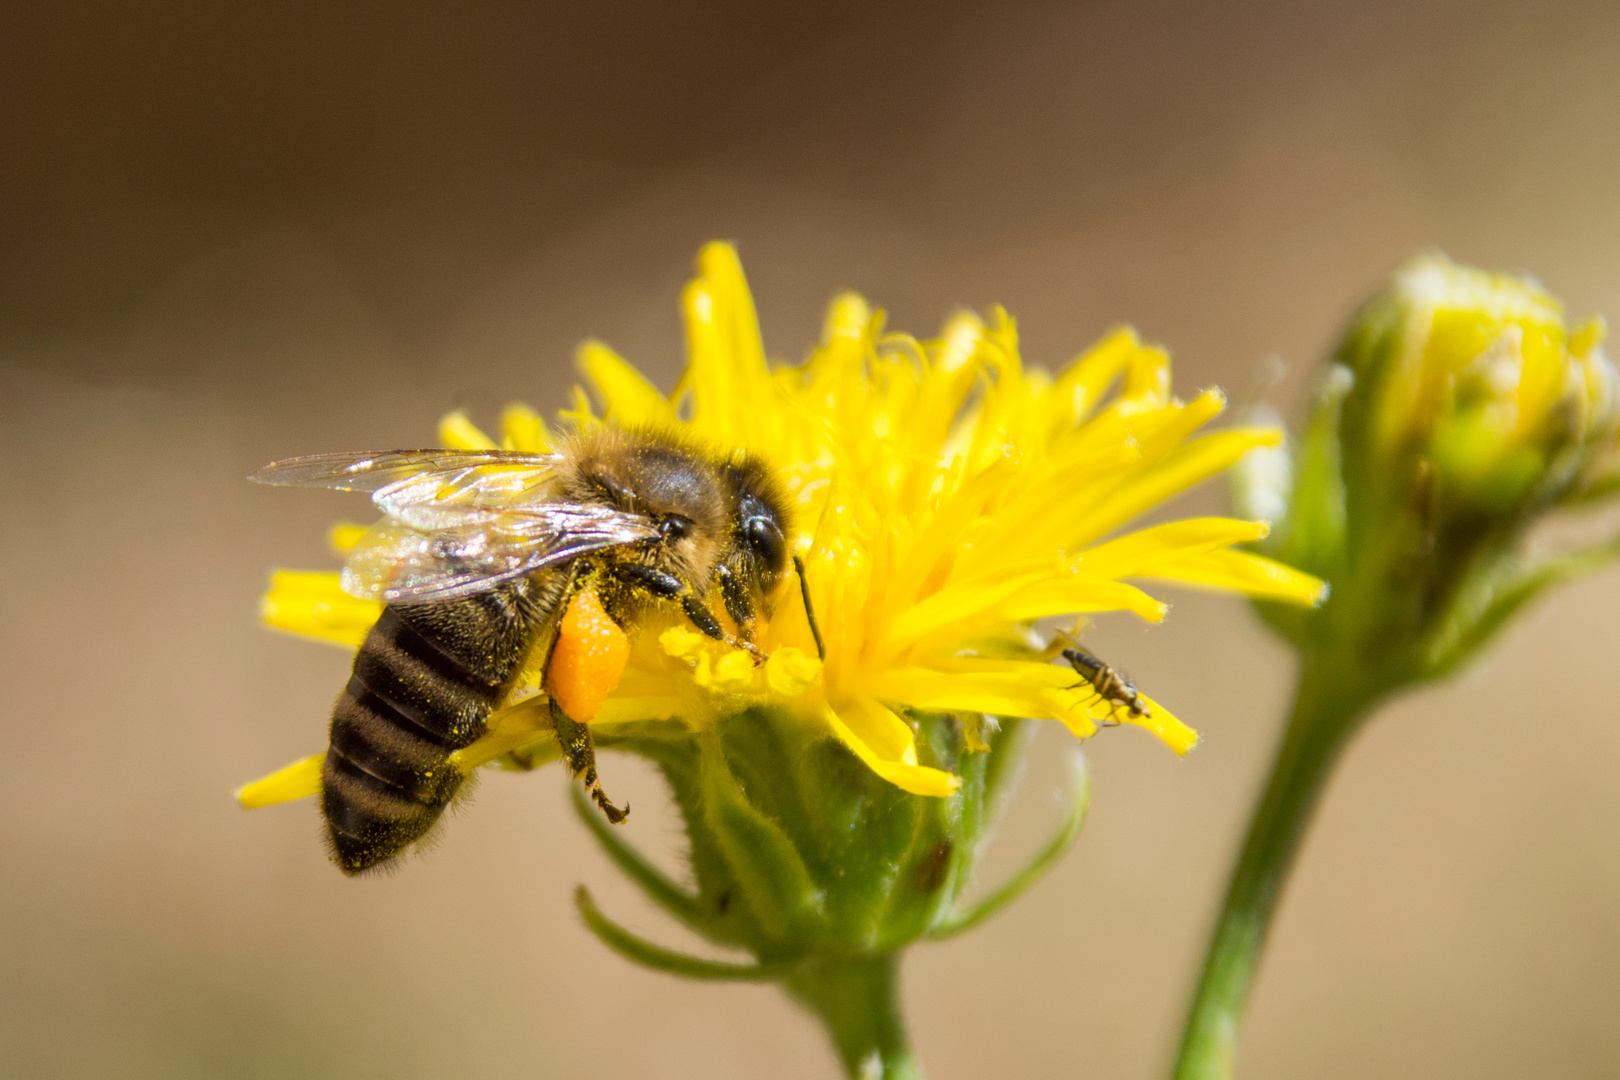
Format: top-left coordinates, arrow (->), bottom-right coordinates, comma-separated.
451,697 -> 555,772
765,648 -> 822,695
592,695 -> 686,725
547,586 -> 631,724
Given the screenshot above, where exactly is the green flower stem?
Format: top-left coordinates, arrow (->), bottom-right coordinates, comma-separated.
1171,652 -> 1382,1080
785,953 -> 924,1080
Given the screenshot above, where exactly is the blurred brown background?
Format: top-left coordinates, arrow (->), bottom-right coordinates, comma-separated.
5,1 -> 1620,1077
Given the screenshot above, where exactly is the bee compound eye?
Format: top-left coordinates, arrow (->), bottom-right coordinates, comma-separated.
745,516 -> 785,569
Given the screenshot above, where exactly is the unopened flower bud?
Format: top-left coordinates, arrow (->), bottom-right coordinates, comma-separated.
1258,252 -> 1620,678
1340,254 -> 1614,530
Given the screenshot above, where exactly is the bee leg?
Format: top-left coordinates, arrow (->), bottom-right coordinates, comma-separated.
549,699 -> 629,824
714,564 -> 757,640
613,563 -> 765,662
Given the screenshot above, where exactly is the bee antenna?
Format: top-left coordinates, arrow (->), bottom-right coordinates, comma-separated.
793,555 -> 826,661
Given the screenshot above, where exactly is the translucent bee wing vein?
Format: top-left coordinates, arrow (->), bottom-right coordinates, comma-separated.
249,449 -> 560,494
342,507 -> 661,603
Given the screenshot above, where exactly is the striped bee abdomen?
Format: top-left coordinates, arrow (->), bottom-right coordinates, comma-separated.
322,583 -> 544,874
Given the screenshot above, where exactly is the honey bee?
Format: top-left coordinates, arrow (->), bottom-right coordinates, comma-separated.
252,427 -> 807,875
1061,646 -> 1150,725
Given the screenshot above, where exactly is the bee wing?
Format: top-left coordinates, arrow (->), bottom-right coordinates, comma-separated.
342,504 -> 660,603
250,449 -> 560,495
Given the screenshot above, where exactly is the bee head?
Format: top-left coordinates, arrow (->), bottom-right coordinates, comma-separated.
723,456 -> 790,594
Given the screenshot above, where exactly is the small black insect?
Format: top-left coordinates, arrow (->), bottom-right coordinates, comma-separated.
1061,647 -> 1150,725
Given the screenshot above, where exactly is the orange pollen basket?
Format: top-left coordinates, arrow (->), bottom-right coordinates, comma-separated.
544,585 -> 631,723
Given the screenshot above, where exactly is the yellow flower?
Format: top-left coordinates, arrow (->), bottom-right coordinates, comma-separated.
237,242 -> 1324,809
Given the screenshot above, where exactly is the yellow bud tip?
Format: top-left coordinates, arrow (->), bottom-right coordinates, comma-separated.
1571,316 -> 1607,358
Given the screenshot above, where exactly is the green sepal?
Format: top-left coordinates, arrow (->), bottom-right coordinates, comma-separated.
1255,365 -> 1353,650
1279,364 -> 1352,579
1555,465 -> 1620,508
574,885 -> 783,982
581,705 -> 1062,962
569,784 -> 707,933
696,722 -> 827,946
929,747 -> 1089,940
1420,537 -> 1620,680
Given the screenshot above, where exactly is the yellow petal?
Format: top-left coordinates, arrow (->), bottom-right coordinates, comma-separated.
868,664 -> 1073,720
843,694 -> 920,764
578,339 -> 673,425
1078,427 -> 1282,543
236,753 -> 324,808
821,705 -> 960,797
1141,548 -> 1329,606
1131,388 -> 1225,461
261,571 -> 381,648
438,409 -> 498,450
451,697 -> 554,772
883,570 -> 1050,651
1048,326 -> 1142,424
500,403 -> 553,452
682,242 -> 772,446
821,291 -> 874,352
1121,691 -> 1199,756
326,522 -> 370,555
1077,517 -> 1270,581
996,578 -> 1169,624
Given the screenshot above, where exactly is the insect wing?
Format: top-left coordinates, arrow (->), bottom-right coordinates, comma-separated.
371,466 -> 565,529
250,449 -> 559,494
342,504 -> 660,603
